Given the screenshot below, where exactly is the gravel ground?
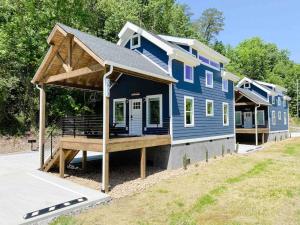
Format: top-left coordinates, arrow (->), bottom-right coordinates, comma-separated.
50,155 -> 230,199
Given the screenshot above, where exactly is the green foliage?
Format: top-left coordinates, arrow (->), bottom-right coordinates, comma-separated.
193,8 -> 225,43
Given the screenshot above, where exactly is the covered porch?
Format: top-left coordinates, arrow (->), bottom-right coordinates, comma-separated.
32,23 -> 174,193
235,88 -> 271,145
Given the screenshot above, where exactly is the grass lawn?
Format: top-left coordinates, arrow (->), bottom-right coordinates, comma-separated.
51,138 -> 300,225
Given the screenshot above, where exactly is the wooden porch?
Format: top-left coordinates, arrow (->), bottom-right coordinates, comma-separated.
236,128 -> 269,134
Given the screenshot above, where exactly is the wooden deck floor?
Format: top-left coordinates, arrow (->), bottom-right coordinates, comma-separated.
236,128 -> 269,134
60,135 -> 171,153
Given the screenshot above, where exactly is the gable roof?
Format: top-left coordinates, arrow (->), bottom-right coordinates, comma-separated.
255,80 -> 287,93
236,88 -> 271,105
117,22 -> 200,66
158,35 -> 230,64
32,23 -> 177,84
237,77 -> 276,95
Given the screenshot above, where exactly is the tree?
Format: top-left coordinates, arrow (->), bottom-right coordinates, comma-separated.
193,8 -> 225,43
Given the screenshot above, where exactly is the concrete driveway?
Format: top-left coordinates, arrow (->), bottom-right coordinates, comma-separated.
0,151 -> 109,225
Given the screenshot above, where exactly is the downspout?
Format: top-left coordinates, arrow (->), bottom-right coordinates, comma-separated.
102,65 -> 113,192
255,104 -> 261,146
36,84 -> 45,169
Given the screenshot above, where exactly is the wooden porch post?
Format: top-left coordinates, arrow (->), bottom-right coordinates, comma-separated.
140,147 -> 146,179
59,148 -> 65,178
82,150 -> 87,170
38,84 -> 46,169
102,66 -> 113,193
262,133 -> 265,144
255,106 -> 258,146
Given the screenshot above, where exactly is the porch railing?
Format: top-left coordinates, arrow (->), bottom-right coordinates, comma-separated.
61,115 -> 170,138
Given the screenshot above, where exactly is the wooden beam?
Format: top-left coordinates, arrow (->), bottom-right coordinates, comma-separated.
235,102 -> 256,106
67,36 -> 73,70
59,148 -> 65,178
38,85 -> 46,169
140,147 -> 146,179
44,64 -> 103,83
103,152 -> 109,193
82,150 -> 87,170
56,52 -> 70,72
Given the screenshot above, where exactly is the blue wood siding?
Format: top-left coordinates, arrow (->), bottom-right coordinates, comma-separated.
110,75 -> 169,133
177,44 -> 190,52
172,59 -> 234,140
124,36 -> 169,71
192,48 -> 197,57
268,95 -> 289,131
249,83 -> 268,99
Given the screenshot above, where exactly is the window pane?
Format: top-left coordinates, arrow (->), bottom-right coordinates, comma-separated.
257,111 -> 264,125
149,98 -> 160,124
235,112 -> 241,124
115,102 -> 124,123
207,102 -> 213,115
223,104 -> 228,125
186,112 -> 191,124
206,72 -> 213,86
185,66 -> 192,80
223,79 -> 228,91
186,99 -> 192,111
132,36 -> 139,46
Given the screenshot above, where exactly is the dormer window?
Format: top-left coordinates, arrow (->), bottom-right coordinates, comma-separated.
130,34 -> 140,49
184,64 -> 194,83
244,82 -> 250,89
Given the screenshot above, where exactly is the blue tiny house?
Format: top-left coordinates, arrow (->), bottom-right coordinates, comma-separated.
235,77 -> 290,145
117,22 -> 240,169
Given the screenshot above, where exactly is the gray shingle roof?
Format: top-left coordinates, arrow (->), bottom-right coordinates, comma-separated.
236,88 -> 270,105
57,23 -> 174,81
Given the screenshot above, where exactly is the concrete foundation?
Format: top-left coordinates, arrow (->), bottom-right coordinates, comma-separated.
266,131 -> 290,142
148,137 -> 236,170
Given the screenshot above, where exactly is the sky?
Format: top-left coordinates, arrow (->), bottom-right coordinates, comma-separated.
177,0 -> 300,63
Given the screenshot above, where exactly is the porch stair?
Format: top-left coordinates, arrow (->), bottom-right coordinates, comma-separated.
43,144 -> 79,172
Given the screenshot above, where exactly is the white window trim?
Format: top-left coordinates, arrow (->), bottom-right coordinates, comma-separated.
223,102 -> 229,126
244,82 -> 250,89
130,34 -> 141,49
278,97 -> 281,106
113,98 -> 126,127
272,111 -> 276,125
183,64 -> 194,83
146,94 -> 163,128
284,112 -> 287,125
184,96 -> 194,127
257,110 -> 265,126
206,100 -> 214,116
272,96 -> 275,105
222,78 -> 228,92
278,111 -> 282,120
205,70 -> 214,88
235,111 -> 242,125
283,100 -> 286,107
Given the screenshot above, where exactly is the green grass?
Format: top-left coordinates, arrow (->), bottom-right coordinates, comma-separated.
51,138 -> 300,225
50,216 -> 76,225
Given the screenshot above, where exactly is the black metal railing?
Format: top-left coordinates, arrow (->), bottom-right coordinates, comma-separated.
61,115 -> 170,138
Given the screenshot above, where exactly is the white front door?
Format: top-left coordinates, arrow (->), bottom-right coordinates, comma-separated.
244,112 -> 253,128
129,99 -> 143,136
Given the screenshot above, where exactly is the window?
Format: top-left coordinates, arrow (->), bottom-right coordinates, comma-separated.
257,110 -> 265,126
146,94 -> 162,127
272,111 -> 276,125
222,78 -> 228,92
184,65 -> 194,83
184,96 -> 194,127
244,82 -> 250,88
278,111 -> 282,120
283,100 -> 287,107
113,98 -> 126,127
235,111 -> 242,125
206,100 -> 214,116
284,112 -> 287,125
130,34 -> 140,49
272,96 -> 275,105
278,97 -> 281,106
205,71 -> 213,88
223,103 -> 229,126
